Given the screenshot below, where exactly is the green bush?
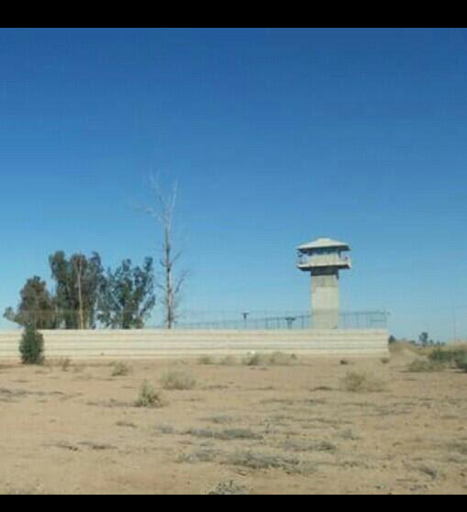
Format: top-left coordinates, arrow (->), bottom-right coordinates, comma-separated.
455,353 -> 467,372
19,324 -> 45,365
429,348 -> 464,366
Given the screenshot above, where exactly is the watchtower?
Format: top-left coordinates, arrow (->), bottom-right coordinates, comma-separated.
297,237 -> 351,329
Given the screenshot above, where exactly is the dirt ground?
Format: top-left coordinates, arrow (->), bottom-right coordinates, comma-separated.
0,350 -> 466,495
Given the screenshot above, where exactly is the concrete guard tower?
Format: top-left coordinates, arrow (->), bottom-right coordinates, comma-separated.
297,237 -> 351,329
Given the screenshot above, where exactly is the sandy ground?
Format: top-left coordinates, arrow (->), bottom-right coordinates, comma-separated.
0,351 -> 466,495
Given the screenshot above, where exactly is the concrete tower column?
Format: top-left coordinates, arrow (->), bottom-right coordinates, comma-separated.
311,271 -> 340,329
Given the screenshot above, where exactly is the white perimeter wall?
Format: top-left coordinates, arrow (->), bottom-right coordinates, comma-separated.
0,329 -> 389,360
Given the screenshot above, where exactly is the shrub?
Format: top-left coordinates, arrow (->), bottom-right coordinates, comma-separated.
429,349 -> 458,365
207,480 -> 249,495
161,369 -> 196,390
186,428 -> 262,441
57,358 -> 71,372
242,353 -> 264,366
134,381 -> 165,408
455,353 -> 467,372
268,352 -> 298,366
242,352 -> 298,367
407,359 -> 445,373
340,371 -> 386,392
19,324 -> 45,365
111,362 -> 132,377
219,356 -> 237,366
198,356 -> 214,365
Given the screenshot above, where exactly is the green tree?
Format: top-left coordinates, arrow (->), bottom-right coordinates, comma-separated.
49,251 -> 105,329
4,276 -> 57,329
19,323 -> 45,365
419,332 -> 433,347
98,258 -> 156,329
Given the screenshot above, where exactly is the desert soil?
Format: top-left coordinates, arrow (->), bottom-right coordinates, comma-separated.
0,351 -> 466,495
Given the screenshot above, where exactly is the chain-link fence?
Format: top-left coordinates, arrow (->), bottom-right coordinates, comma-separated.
173,310 -> 388,330
0,309 -> 388,331
2,307 -> 466,342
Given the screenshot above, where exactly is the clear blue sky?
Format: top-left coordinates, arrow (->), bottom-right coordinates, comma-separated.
1,28 -> 466,340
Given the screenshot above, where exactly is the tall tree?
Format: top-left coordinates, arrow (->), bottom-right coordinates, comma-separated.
4,276 -> 57,329
143,177 -> 187,329
99,258 -> 156,329
49,251 -> 105,329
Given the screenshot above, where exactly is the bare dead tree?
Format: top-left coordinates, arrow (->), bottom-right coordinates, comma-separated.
143,176 -> 188,329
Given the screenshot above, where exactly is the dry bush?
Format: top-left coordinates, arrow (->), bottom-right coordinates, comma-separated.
218,355 -> 237,366
242,352 -> 298,367
282,439 -> 337,453
57,358 -> 71,372
186,427 -> 263,441
161,369 -> 196,390
225,450 -> 316,474
207,480 -> 249,495
111,362 -> 132,377
134,381 -> 165,408
407,359 -> 445,373
340,371 -> 386,393
198,356 -> 215,365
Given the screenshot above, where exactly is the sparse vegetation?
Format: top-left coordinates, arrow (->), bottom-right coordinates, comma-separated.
207,480 -> 249,495
219,355 -> 237,366
186,427 -> 263,441
340,371 -> 386,393
111,362 -> 132,377
198,356 -> 215,365
282,439 -> 337,453
242,352 -> 298,367
225,450 -> 316,474
407,359 -> 445,373
455,353 -> 467,372
57,358 -> 71,372
161,369 -> 196,390
134,381 -> 165,408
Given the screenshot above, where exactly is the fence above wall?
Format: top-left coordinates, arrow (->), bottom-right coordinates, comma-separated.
0,310 -> 388,331
173,311 -> 388,330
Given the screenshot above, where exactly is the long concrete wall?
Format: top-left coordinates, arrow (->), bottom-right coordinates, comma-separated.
0,329 -> 389,360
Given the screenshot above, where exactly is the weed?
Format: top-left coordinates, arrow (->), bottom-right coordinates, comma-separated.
111,362 -> 132,377
207,480 -> 249,495
340,371 -> 386,393
161,369 -> 196,390
407,359 -> 445,373
134,381 -> 165,408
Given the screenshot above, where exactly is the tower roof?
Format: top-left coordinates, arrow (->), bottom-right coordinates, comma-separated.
297,237 -> 350,252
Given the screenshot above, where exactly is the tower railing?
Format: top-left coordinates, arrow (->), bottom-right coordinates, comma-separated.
297,253 -> 351,268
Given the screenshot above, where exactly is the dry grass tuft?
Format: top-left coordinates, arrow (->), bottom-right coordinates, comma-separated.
134,381 -> 166,408
111,362 -> 132,377
206,480 -> 249,495
340,371 -> 386,393
161,369 -> 197,390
